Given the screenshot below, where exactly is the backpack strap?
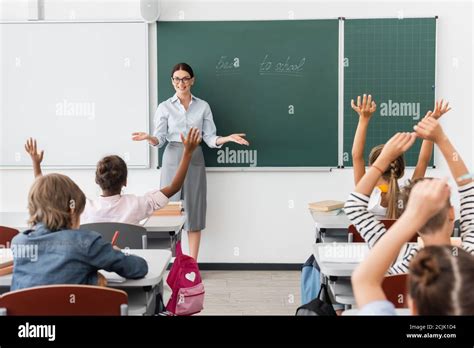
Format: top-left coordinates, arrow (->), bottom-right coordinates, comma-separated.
175,240 -> 183,257
318,283 -> 334,305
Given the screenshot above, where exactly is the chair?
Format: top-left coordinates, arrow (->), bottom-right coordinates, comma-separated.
0,226 -> 19,247
80,222 -> 147,249
382,274 -> 409,308
0,285 -> 128,315
348,219 -> 417,243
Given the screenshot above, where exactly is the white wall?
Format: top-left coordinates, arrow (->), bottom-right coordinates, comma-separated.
1,0 -> 472,263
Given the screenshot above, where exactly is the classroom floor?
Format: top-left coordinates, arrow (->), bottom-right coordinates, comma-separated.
163,271 -> 301,315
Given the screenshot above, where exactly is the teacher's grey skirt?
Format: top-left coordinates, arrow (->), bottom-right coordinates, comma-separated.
160,142 -> 207,231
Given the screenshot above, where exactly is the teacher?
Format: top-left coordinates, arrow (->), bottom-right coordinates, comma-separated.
132,63 -> 249,260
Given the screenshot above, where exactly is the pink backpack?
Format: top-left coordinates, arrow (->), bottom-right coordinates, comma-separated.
165,241 -> 205,315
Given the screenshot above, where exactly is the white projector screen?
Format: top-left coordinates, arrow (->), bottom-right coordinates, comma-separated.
0,21 -> 150,168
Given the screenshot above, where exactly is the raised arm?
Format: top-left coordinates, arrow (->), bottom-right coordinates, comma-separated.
414,116 -> 474,254
412,100 -> 451,180
413,115 -> 469,187
24,138 -> 44,178
351,94 -> 377,185
88,234 -> 148,279
352,178 -> 451,308
355,132 -> 416,196
160,127 -> 201,198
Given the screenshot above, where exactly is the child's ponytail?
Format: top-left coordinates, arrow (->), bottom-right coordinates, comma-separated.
369,144 -> 406,219
387,161 -> 403,219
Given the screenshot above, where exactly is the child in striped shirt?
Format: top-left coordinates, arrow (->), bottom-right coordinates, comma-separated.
344,123 -> 474,274
350,95 -> 451,218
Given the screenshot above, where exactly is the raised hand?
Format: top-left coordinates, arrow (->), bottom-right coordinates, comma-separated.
431,99 -> 451,120
161,128 -> 202,199
404,178 -> 451,223
378,132 -> 417,164
351,94 -> 377,119
413,117 -> 446,144
24,138 -> 44,164
180,127 -> 202,153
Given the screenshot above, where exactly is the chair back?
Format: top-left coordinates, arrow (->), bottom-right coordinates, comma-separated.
348,219 -> 417,243
80,222 -> 147,249
0,226 -> 19,246
382,274 -> 409,308
0,285 -> 128,315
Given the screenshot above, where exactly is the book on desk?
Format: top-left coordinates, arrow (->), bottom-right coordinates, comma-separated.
153,201 -> 184,216
309,200 -> 344,217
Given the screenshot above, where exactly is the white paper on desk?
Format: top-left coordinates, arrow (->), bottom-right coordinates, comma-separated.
319,244 -> 369,263
99,271 -> 126,283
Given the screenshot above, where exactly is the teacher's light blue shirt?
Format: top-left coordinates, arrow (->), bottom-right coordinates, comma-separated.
153,94 -> 222,149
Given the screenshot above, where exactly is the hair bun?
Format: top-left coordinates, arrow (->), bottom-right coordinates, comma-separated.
411,252 -> 441,287
95,155 -> 128,193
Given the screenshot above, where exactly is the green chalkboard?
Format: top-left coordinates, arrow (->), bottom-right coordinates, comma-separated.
157,20 -> 339,168
343,18 -> 437,167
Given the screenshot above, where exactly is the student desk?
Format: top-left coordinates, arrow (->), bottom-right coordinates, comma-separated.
313,243 -> 362,277
313,243 -> 415,307
0,249 -> 171,316
311,214 -> 351,230
0,212 -> 185,254
312,242 -> 361,307
309,211 -> 351,243
102,249 -> 171,315
143,215 -> 186,256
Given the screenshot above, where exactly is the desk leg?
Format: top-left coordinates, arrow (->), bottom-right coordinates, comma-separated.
157,279 -> 164,313
141,285 -> 159,316
316,227 -> 325,243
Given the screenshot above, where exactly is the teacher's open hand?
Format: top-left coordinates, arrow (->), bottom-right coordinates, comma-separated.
131,131 -> 158,146
217,133 -> 249,146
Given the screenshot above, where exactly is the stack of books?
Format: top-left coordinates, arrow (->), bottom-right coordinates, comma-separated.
308,200 -> 345,216
152,201 -> 184,216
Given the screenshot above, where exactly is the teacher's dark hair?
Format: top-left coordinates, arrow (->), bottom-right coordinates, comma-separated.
171,63 -> 194,78
95,155 -> 128,194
